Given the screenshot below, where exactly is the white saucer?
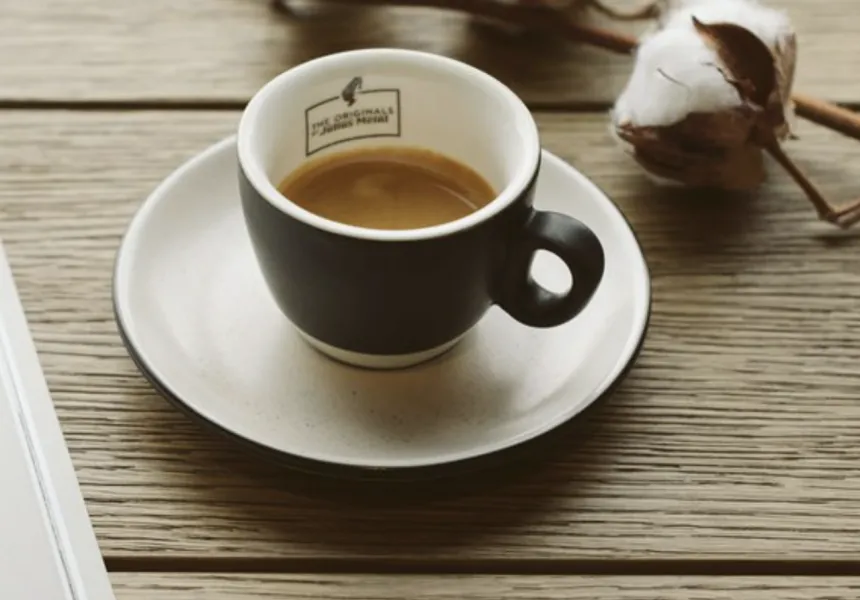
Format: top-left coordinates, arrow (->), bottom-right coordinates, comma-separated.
113,136 -> 651,480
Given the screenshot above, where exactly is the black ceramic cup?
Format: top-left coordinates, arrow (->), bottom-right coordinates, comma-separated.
237,49 -> 605,369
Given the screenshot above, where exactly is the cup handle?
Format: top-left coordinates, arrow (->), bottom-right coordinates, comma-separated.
494,209 -> 605,327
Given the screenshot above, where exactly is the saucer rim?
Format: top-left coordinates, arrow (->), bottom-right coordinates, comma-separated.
112,135 -> 652,482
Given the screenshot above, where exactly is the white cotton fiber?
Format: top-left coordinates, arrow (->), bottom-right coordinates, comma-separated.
612,0 -> 795,129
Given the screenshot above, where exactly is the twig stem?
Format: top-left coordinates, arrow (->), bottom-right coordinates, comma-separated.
765,140 -> 860,227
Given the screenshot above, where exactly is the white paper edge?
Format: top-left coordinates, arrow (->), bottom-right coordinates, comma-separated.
0,241 -> 116,600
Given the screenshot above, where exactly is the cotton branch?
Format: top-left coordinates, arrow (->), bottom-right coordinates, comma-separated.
273,0 -> 860,228
275,0 -> 860,141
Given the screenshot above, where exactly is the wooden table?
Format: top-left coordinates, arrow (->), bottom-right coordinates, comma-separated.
3,1 -> 860,597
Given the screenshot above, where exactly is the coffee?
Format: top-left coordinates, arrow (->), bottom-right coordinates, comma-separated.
277,146 -> 496,230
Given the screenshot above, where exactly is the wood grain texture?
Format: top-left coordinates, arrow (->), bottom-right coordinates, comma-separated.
2,0 -> 859,105
110,574 -> 860,599
3,111 -> 860,561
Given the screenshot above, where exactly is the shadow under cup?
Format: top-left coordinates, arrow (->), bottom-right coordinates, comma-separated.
237,49 -> 605,369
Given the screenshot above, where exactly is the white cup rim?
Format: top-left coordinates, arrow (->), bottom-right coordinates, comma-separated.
237,48 -> 541,242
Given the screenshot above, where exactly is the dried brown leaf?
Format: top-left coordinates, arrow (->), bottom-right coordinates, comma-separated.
692,16 -> 791,146
665,110 -> 757,149
613,126 -> 764,189
616,109 -> 755,155
616,111 -> 766,190
626,139 -> 765,190
692,17 -> 776,107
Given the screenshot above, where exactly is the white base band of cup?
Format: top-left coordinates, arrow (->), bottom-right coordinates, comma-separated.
294,327 -> 466,369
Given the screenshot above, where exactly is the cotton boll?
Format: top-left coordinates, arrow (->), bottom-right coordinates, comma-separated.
609,0 -> 797,190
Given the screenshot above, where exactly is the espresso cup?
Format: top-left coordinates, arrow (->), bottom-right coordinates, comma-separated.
237,49 -> 605,369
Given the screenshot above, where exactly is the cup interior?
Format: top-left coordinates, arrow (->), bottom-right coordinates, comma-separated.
238,49 -> 541,240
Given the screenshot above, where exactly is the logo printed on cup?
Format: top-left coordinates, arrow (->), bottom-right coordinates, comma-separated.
304,76 -> 402,155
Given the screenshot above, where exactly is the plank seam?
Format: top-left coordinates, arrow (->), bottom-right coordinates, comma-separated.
103,558 -> 860,576
0,99 -> 859,113
0,99 -> 623,112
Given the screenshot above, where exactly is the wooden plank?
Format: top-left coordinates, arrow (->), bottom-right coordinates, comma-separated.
2,0 -> 859,104
3,110 -> 860,561
110,574 -> 860,599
